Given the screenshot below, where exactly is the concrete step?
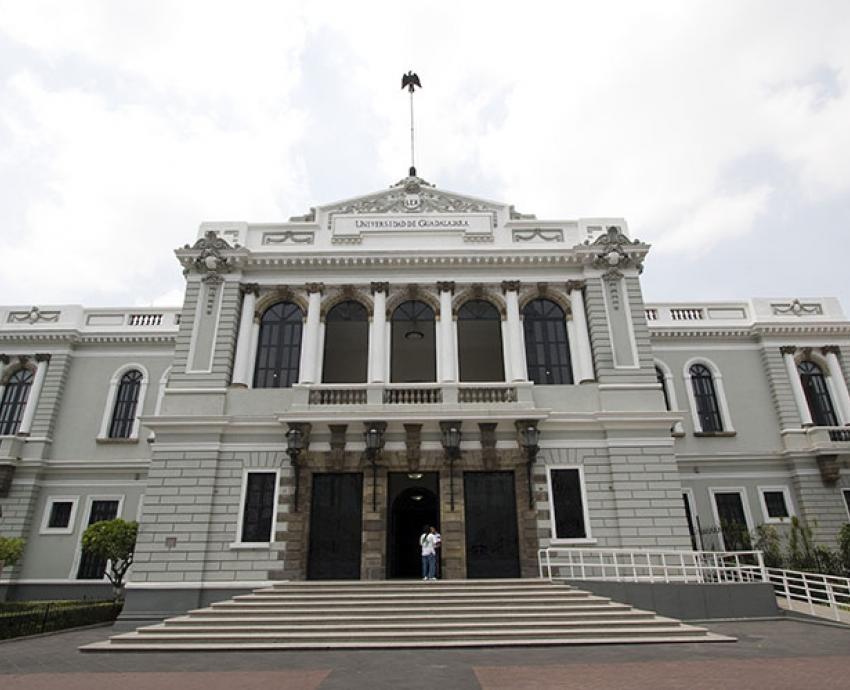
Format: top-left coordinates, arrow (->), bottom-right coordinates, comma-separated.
81,579 -> 733,651
142,618 -> 680,634
171,609 -> 656,625
106,624 -> 716,645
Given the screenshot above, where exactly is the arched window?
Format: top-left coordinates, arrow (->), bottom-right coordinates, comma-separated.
322,301 -> 369,383
522,298 -> 572,385
457,300 -> 504,382
391,301 -> 436,383
108,370 -> 143,439
798,360 -> 838,426
656,366 -> 671,410
0,368 -> 33,436
254,302 -> 304,388
689,363 -> 723,433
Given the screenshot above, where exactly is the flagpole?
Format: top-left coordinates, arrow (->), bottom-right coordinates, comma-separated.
410,87 -> 415,175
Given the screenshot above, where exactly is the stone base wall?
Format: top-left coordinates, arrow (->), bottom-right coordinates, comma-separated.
272,448 -> 540,581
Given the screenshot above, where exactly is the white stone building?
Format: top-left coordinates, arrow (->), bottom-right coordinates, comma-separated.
1,174 -> 848,618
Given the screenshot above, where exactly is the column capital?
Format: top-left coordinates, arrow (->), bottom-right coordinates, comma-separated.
501,280 -> 521,294
779,346 -> 797,356
822,345 -> 841,356
239,282 -> 260,297
370,281 -> 390,295
565,280 -> 586,292
436,281 -> 455,294
34,353 -> 51,363
305,282 -> 325,295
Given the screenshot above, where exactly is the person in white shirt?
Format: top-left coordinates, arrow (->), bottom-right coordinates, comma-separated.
420,525 -> 437,580
430,526 -> 442,579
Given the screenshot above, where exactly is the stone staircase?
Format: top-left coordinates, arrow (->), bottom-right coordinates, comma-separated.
82,579 -> 732,650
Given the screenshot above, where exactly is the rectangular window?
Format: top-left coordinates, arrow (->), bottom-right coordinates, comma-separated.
40,496 -> 79,534
240,472 -> 277,543
548,468 -> 589,540
77,499 -> 120,579
48,501 -> 73,528
682,492 -> 698,550
843,489 -> 850,519
763,491 -> 789,519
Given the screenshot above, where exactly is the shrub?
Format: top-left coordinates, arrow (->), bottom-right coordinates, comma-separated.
752,524 -> 784,568
0,537 -> 24,578
81,519 -> 138,599
838,524 -> 850,576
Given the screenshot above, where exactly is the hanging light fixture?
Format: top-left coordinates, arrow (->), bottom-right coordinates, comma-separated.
440,421 -> 462,511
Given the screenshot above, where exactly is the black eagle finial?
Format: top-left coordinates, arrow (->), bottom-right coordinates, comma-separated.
401,71 -> 422,93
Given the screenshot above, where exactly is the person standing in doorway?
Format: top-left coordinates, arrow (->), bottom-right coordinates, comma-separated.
430,525 -> 442,579
420,525 -> 436,581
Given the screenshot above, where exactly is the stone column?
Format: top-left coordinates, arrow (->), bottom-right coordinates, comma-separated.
19,354 -> 49,435
823,346 -> 850,425
299,283 -> 323,384
565,320 -> 582,384
781,346 -> 812,426
370,283 -> 389,383
502,281 -> 527,382
567,280 -> 595,383
231,283 -> 259,387
437,282 -> 456,382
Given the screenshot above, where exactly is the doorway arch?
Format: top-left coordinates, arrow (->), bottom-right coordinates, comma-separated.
386,474 -> 440,578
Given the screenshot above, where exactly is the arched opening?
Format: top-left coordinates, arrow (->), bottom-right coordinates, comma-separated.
386,472 -> 439,579
799,360 -> 839,426
0,368 -> 33,436
457,300 -> 504,382
522,298 -> 572,384
391,300 -> 436,383
690,363 -> 723,432
254,301 -> 304,388
322,300 -> 369,383
108,369 -> 143,439
656,366 -> 671,410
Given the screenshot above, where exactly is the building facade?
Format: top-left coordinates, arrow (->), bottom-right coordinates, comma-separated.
1,175 -> 849,615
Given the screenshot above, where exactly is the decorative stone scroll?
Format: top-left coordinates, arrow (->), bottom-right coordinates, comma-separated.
772,300 -> 823,317
512,228 -> 564,243
262,231 -> 314,245
7,307 -> 60,324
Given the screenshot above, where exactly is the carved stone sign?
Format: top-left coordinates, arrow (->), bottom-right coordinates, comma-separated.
332,213 -> 493,242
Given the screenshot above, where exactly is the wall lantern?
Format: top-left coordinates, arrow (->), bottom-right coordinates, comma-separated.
440,421 -> 462,511
517,421 -> 540,509
364,422 -> 386,512
286,425 -> 307,512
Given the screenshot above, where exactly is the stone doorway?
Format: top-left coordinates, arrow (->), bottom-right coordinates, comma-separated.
386,472 -> 440,578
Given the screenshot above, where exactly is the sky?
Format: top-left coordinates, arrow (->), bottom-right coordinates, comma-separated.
0,1 -> 848,311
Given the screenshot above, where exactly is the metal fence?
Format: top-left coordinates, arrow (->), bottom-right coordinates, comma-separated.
538,547 -> 850,622
0,601 -> 122,640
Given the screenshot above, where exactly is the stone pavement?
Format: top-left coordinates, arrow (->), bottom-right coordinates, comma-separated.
1,618 -> 849,689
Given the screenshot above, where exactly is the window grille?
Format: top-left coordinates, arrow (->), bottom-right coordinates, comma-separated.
108,370 -> 143,438
0,368 -> 34,435
253,302 -> 303,388
690,364 -> 723,432
798,360 -> 839,426
523,299 -> 572,385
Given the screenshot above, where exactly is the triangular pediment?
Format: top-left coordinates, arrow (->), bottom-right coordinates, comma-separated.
291,175 -> 534,221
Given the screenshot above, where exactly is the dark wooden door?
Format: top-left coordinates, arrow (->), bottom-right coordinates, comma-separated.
464,471 -> 520,578
714,492 -> 751,550
77,499 -> 119,579
307,473 -> 363,580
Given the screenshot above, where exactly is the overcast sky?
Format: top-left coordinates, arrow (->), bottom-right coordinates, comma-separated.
1,1 -> 848,311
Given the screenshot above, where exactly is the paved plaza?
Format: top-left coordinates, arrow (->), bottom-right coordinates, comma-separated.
1,618 -> 849,689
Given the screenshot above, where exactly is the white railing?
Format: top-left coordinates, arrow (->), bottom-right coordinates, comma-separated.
457,385 -> 517,403
308,388 -> 368,405
760,567 -> 850,622
670,308 -> 704,321
538,547 -> 850,622
383,386 -> 443,405
128,313 -> 163,326
538,547 -> 765,584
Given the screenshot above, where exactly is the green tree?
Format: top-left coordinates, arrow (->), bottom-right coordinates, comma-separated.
837,524 -> 850,576
0,537 -> 25,579
752,524 -> 784,568
81,519 -> 138,599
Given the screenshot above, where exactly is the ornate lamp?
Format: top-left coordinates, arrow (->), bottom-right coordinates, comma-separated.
286,425 -> 306,511
517,421 -> 540,508
364,423 -> 385,511
440,422 -> 462,510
